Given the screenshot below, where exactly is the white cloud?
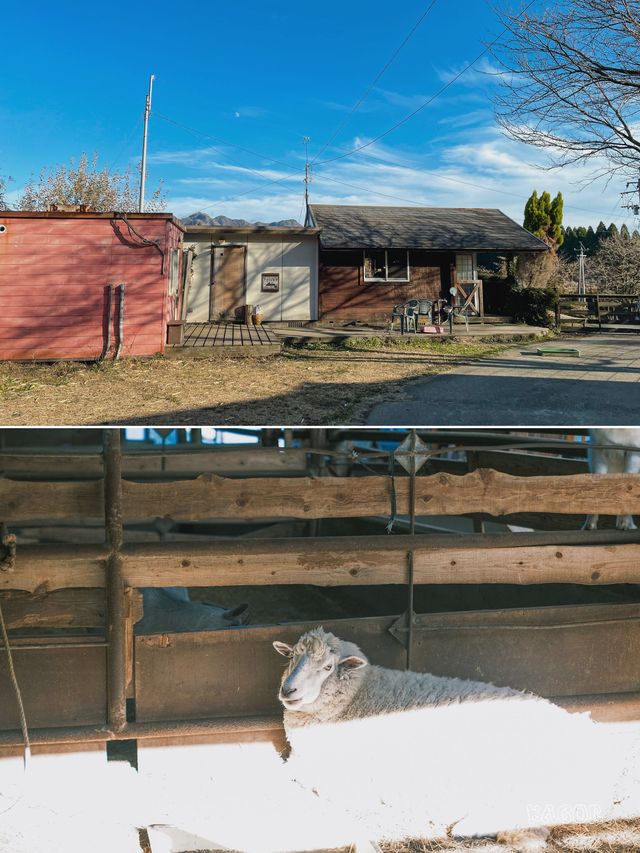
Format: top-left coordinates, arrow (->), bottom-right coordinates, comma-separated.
162,123 -> 634,229
434,57 -> 506,87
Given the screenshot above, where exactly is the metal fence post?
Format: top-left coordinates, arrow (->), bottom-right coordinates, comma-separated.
103,428 -> 127,731
406,429 -> 417,671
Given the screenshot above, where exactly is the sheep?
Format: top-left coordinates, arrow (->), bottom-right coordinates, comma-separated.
582,428 -> 640,530
274,627 -> 640,851
135,587 -> 248,634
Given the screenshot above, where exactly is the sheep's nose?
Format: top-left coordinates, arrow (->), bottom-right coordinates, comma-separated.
281,683 -> 297,697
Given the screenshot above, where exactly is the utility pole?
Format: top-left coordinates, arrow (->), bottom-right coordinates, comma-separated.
576,241 -> 587,297
138,73 -> 155,213
303,136 -> 311,216
621,175 -> 640,217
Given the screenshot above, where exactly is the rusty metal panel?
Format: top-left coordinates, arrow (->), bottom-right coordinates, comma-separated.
0,640 -> 107,730
404,602 -> 640,697
135,616 -> 404,722
136,603 -> 640,723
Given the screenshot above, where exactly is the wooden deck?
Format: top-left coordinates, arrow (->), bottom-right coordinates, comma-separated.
168,323 -> 282,358
183,322 -> 280,347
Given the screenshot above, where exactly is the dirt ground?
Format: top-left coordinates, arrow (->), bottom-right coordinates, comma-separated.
0,338 -> 517,426
381,818 -> 640,852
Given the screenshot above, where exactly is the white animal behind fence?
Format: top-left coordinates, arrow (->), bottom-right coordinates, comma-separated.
583,428 -> 640,530
274,627 -> 640,852
135,588 -> 248,634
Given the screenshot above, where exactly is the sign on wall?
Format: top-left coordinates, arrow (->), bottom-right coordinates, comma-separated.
261,273 -> 280,292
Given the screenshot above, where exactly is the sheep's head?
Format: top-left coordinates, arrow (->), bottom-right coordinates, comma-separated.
273,627 -> 367,710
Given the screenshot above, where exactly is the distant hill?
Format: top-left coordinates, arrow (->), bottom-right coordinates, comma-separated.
181,212 -> 301,228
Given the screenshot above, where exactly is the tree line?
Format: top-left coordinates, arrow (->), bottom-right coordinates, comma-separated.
520,189 -> 640,294
561,222 -> 640,260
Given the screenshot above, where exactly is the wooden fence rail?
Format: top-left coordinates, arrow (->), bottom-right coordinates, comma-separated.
4,531 -> 640,593
3,470 -> 640,523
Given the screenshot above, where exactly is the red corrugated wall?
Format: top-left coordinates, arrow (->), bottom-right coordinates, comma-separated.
0,213 -> 184,361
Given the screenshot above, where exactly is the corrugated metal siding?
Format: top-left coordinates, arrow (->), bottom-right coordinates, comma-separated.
0,216 -> 181,360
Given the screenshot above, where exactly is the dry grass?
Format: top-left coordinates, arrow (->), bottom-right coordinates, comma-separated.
0,338 -> 516,426
380,818 -> 640,852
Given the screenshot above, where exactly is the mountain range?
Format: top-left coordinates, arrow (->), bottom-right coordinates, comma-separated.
181,212 -> 301,227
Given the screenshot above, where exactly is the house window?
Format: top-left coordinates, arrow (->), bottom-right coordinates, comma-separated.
363,249 -> 409,282
455,253 -> 475,281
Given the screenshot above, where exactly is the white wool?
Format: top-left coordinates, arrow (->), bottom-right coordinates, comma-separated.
278,628 -> 640,844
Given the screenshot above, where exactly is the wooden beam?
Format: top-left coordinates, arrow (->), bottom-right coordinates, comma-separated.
0,544 -> 106,591
1,479 -> 104,520
0,448 -> 308,479
0,589 -> 143,629
4,470 -> 640,524
5,531 -> 640,593
0,589 -> 105,629
471,449 -> 587,477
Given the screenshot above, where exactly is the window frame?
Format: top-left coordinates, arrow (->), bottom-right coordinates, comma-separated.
363,248 -> 410,283
455,252 -> 477,282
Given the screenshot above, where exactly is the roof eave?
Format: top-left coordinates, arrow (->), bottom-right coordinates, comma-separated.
319,242 -> 549,252
184,225 -> 321,236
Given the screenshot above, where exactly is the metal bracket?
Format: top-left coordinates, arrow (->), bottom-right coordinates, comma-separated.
388,611 -> 416,648
394,433 -> 431,475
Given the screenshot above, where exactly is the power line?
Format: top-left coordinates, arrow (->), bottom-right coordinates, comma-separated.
314,0 -> 539,166
152,107 -> 622,220
314,173 -> 427,206
311,0 -> 439,166
184,166 -> 305,217
107,112 -> 144,173
154,112 -> 295,172
153,101 -> 622,221
315,150 -> 624,218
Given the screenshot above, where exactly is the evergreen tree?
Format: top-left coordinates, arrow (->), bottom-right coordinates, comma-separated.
621,224 -> 631,240
523,189 -> 564,247
538,191 -> 552,235
523,190 -> 540,233
559,225 -> 577,259
549,192 -> 564,246
608,223 -> 619,239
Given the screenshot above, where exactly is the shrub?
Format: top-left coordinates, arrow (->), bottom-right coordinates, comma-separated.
505,286 -> 557,327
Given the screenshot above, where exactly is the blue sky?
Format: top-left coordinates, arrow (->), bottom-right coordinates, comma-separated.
1,0 -> 634,227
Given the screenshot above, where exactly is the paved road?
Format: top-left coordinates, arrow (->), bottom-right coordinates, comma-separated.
367,333 -> 640,426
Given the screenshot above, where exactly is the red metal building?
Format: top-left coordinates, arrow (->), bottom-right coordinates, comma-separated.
0,211 -> 185,360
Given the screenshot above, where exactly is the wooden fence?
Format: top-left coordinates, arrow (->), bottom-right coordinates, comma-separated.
2,430 -> 640,753
557,291 -> 640,331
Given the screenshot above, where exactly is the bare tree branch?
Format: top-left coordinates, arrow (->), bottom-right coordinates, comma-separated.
492,0 -> 640,178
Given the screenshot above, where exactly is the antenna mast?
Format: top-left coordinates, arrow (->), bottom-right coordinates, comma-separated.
138,74 -> 155,213
303,136 -> 311,213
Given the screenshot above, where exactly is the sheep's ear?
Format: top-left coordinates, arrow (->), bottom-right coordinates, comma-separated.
273,640 -> 294,658
338,655 -> 367,670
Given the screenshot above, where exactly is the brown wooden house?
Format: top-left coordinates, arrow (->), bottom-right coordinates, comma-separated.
306,204 -> 548,322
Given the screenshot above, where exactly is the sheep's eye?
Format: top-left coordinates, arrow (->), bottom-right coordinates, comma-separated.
324,663 -> 333,671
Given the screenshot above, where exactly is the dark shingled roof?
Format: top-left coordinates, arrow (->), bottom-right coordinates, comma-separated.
308,204 -> 548,252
